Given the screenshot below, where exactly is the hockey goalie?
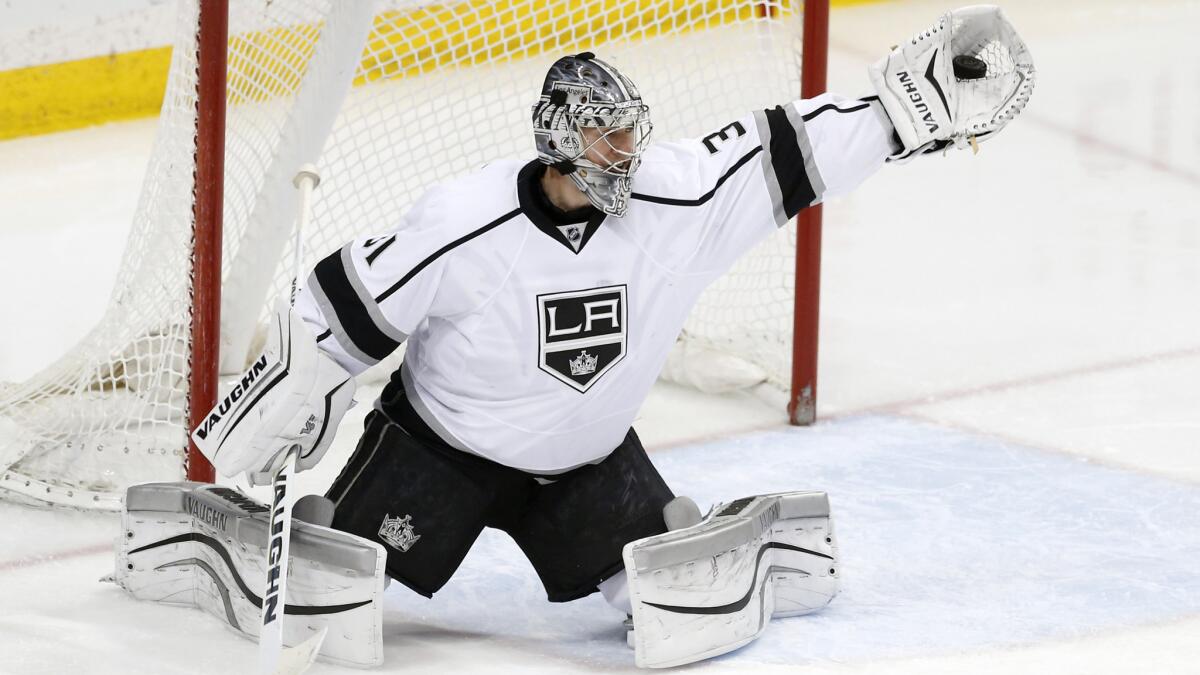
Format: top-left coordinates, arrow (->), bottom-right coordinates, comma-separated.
116,5 -> 1033,669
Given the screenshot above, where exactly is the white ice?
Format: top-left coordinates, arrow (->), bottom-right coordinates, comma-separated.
2,0 -> 1199,673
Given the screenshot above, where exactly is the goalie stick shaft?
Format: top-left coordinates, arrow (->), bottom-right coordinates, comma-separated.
259,444 -> 300,674
289,165 -> 321,305
258,164 -> 323,675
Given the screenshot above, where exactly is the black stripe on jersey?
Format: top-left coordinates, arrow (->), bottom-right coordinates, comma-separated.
375,207 -> 521,303
763,105 -> 818,219
313,249 -> 401,362
630,145 -> 763,206
801,100 -> 873,122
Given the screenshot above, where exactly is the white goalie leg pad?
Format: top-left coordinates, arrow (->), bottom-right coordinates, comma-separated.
623,491 -> 839,668
114,482 -> 386,668
868,5 -> 1035,159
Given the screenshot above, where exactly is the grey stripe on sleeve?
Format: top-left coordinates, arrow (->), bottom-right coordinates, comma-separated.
753,109 -> 790,229
306,269 -> 379,368
340,244 -> 409,345
784,102 -> 827,208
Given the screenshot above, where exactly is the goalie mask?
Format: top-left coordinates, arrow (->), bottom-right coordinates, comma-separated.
532,53 -> 652,217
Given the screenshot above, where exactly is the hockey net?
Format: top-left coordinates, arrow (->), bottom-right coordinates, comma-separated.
0,0 -> 823,510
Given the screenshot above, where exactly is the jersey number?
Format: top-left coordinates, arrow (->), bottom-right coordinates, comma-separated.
363,235 -> 396,266
701,121 -> 746,154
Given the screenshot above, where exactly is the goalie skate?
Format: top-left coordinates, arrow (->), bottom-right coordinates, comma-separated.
623,491 -> 839,668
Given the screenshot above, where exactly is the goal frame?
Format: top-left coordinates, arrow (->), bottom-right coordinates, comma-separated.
789,0 -> 828,426
183,0 -> 830,482
187,0 -> 228,484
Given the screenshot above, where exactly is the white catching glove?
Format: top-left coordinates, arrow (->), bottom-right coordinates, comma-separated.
868,5 -> 1035,161
191,302 -> 356,486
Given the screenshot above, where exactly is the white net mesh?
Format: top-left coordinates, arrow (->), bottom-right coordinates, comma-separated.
0,0 -> 808,509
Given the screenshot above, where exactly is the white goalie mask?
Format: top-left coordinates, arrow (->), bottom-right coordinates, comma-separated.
532,53 -> 652,217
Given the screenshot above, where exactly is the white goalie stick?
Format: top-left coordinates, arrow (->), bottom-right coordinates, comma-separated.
258,164 -> 326,675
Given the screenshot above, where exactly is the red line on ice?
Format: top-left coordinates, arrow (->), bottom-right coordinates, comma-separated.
829,344 -> 1200,419
0,542 -> 110,573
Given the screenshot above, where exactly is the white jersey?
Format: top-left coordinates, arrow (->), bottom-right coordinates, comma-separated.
296,93 -> 895,473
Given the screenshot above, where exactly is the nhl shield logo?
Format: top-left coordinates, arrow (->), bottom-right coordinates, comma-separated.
537,285 -> 627,393
378,514 -> 421,552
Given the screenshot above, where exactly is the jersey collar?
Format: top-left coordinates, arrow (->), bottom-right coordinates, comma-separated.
517,160 -> 607,255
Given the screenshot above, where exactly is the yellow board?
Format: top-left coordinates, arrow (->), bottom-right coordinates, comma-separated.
0,47 -> 171,141
358,0 -> 766,83
0,0 -> 881,141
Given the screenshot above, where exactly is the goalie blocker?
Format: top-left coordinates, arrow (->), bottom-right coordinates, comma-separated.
623,491 -> 839,668
191,302 -> 356,486
113,482 -> 387,667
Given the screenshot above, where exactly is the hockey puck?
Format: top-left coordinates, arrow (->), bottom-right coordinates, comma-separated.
952,55 -> 988,80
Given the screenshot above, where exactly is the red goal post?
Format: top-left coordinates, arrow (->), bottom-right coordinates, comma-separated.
187,0 -> 228,485
790,0 -> 829,426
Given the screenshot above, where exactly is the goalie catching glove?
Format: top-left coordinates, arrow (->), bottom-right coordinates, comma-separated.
191,303 -> 355,486
869,5 -> 1035,161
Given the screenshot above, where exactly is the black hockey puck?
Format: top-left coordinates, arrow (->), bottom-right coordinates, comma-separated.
952,55 -> 988,80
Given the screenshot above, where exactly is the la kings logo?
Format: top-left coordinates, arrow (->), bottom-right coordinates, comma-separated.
537,285 -> 627,393
378,514 -> 421,552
